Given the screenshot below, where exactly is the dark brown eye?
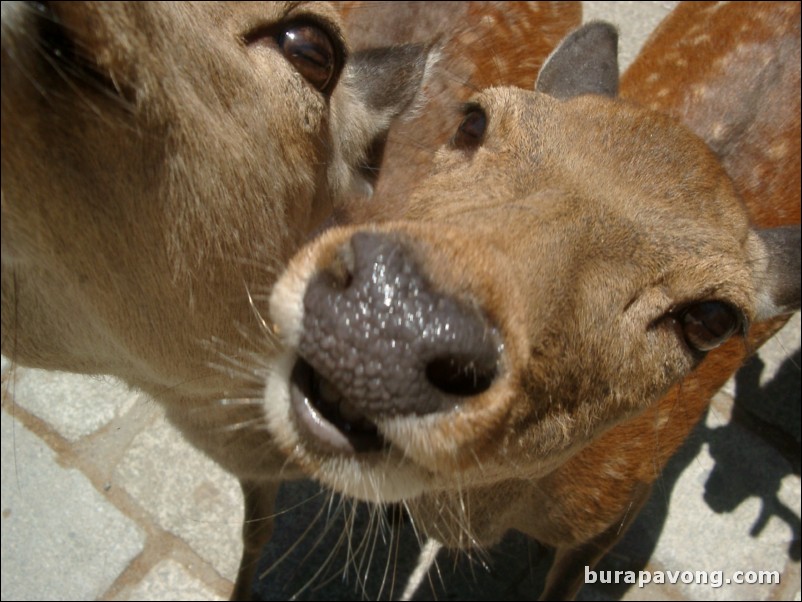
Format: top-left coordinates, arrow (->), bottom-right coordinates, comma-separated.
453,108 -> 487,150
279,23 -> 340,94
679,301 -> 741,352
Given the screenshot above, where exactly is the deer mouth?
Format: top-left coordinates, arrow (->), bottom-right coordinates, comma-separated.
290,357 -> 388,455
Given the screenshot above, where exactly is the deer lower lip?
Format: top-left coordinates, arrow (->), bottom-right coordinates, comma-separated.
290,357 -> 387,454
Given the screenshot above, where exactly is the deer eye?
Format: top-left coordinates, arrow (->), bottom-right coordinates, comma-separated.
679,301 -> 742,352
279,22 -> 342,94
452,107 -> 487,150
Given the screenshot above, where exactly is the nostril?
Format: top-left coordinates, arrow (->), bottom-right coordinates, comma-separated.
300,230 -> 504,419
320,240 -> 356,290
426,354 -> 497,397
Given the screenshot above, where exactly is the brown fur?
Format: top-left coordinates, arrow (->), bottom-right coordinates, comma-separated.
265,3 -> 800,599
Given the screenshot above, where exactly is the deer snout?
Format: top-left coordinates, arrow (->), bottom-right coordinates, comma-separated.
290,230 -> 502,454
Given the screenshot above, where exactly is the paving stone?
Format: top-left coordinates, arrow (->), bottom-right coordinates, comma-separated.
583,1 -> 680,70
648,407 -> 798,600
7,367 -> 138,441
1,407 -> 145,601
112,559 -> 223,601
115,417 -> 243,581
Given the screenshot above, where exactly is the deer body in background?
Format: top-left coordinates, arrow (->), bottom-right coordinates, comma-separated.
265,4 -> 800,600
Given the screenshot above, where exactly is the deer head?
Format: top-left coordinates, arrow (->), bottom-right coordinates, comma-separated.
264,22 -> 800,550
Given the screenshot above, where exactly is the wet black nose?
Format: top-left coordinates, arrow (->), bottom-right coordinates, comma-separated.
298,231 -> 502,419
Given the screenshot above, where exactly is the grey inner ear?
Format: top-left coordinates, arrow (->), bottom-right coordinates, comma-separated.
535,21 -> 619,100
756,225 -> 801,319
342,43 -> 431,184
347,44 -> 430,117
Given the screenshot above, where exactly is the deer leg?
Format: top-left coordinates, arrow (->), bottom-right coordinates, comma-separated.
231,479 -> 281,601
539,481 -> 652,601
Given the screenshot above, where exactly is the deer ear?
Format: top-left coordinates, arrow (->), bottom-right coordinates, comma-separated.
333,43 -> 433,194
536,21 -> 619,100
752,225 -> 801,320
346,44 -> 432,120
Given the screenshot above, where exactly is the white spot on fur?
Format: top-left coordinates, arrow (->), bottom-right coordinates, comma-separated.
656,408 -> 672,430
767,140 -> 789,160
690,83 -> 711,100
710,122 -> 727,141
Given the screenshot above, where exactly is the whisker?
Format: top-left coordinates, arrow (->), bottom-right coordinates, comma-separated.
257,488 -> 339,584
289,497 -> 353,599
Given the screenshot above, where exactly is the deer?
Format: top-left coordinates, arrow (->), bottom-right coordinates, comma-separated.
263,2 -> 800,600
0,2 -> 582,599
337,1 -> 583,219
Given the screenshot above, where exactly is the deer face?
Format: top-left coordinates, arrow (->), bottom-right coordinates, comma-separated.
1,2 -> 428,403
264,24 -> 800,541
